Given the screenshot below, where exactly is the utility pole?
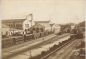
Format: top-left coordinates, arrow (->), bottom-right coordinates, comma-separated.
29,49 -> 32,58
49,23 -> 54,32
13,21 -> 15,34
31,14 -> 33,27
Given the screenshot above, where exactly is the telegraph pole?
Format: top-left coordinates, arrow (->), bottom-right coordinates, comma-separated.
31,14 -> 33,27
29,49 -> 32,58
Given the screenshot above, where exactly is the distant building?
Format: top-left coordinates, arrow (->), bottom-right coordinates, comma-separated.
78,21 -> 85,32
2,24 -> 11,36
34,20 -> 51,31
53,24 -> 61,34
2,18 -> 34,35
2,18 -> 34,30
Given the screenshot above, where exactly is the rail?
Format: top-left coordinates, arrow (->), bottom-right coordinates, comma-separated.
40,38 -> 75,59
2,32 -> 53,48
29,37 -> 75,59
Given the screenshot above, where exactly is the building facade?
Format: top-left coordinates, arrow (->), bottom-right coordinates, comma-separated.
34,20 -> 51,31
2,18 -> 34,36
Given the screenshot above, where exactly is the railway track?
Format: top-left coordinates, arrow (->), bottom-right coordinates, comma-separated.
28,37 -> 78,59
2,33 -> 70,59
40,38 -> 81,59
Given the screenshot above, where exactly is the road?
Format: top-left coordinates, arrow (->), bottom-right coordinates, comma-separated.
46,39 -> 82,59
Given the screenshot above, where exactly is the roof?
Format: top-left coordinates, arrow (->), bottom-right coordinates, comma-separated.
30,24 -> 45,28
78,21 -> 85,27
34,20 -> 50,23
2,19 -> 26,23
2,24 -> 10,28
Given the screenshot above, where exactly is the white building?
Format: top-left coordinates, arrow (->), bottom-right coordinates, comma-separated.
53,24 -> 61,34
23,19 -> 35,30
34,20 -> 59,33
34,20 -> 51,31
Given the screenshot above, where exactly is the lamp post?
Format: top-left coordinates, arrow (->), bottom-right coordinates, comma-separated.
13,22 -> 15,34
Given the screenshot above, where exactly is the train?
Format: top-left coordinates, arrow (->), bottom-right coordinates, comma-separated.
3,22 -> 84,48
70,26 -> 84,39
2,24 -> 54,48
2,23 -> 73,48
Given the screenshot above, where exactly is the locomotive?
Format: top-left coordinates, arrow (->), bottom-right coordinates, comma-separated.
70,26 -> 84,39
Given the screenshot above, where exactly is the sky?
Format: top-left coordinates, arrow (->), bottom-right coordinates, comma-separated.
1,0 -> 85,24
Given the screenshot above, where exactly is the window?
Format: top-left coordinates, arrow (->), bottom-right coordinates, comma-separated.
16,24 -> 22,29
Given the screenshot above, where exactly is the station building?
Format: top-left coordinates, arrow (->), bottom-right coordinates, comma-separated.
1,19 -> 53,36
34,20 -> 51,31
2,18 -> 34,36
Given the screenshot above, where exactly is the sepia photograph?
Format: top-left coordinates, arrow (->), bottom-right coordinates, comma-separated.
1,0 -> 85,59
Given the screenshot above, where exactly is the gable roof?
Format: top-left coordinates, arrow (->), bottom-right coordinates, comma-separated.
2,19 -> 26,23
34,20 -> 50,23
